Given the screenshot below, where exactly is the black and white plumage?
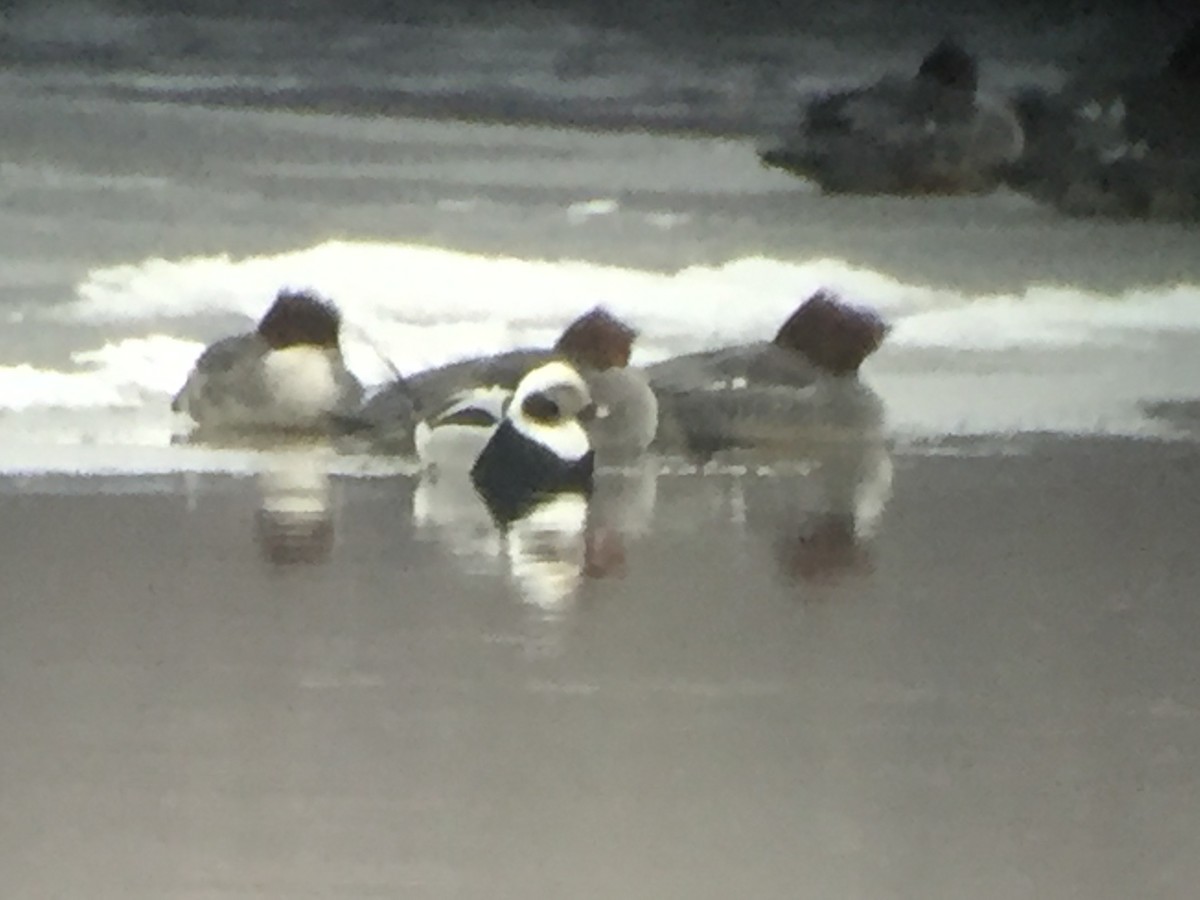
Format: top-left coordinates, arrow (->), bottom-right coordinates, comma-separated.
469,360 -> 596,526
172,289 -> 364,438
412,384 -> 511,471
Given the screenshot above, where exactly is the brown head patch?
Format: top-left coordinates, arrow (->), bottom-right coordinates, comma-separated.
772,290 -> 888,375
257,289 -> 343,350
554,306 -> 637,370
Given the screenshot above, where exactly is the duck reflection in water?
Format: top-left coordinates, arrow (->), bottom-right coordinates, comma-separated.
412,359 -> 655,619
501,460 -> 660,610
255,448 -> 337,566
414,459 -> 657,609
656,433 -> 892,588
750,435 -> 892,585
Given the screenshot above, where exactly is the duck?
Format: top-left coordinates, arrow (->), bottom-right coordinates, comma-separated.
412,360 -> 596,544
1003,21 -> 1200,221
647,289 -> 889,459
468,360 -> 596,526
359,306 -> 657,459
172,289 -> 364,438
760,38 -> 1024,195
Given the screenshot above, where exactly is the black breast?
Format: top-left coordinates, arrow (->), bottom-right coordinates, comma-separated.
470,420 -> 594,525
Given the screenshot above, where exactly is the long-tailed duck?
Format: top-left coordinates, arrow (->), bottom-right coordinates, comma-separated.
469,360 -> 596,525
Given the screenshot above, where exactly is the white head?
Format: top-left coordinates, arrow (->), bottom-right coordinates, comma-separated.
508,361 -> 594,462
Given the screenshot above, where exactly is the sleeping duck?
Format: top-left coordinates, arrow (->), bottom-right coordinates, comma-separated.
1004,21 -> 1200,221
761,38 -> 1024,196
172,289 -> 364,440
648,289 -> 889,459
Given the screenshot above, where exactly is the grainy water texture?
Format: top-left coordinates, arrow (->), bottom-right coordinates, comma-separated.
1,1 -> 1199,897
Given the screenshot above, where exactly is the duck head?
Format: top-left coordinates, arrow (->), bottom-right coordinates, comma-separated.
257,289 -> 344,351
773,290 -> 889,376
554,306 -> 637,371
506,360 -> 597,463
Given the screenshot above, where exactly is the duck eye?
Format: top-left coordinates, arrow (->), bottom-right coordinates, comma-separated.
521,393 -> 561,423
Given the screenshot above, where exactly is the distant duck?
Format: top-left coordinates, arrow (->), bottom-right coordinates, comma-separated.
760,38 -> 1024,195
360,306 -> 657,459
172,289 -> 364,438
469,360 -> 596,525
648,290 -> 889,458
1004,21 -> 1200,221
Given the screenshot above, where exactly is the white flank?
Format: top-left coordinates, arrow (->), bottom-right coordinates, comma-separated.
417,421 -> 495,471
417,384 -> 510,469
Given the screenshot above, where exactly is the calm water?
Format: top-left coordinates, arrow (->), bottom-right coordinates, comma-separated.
3,436 -> 1200,897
